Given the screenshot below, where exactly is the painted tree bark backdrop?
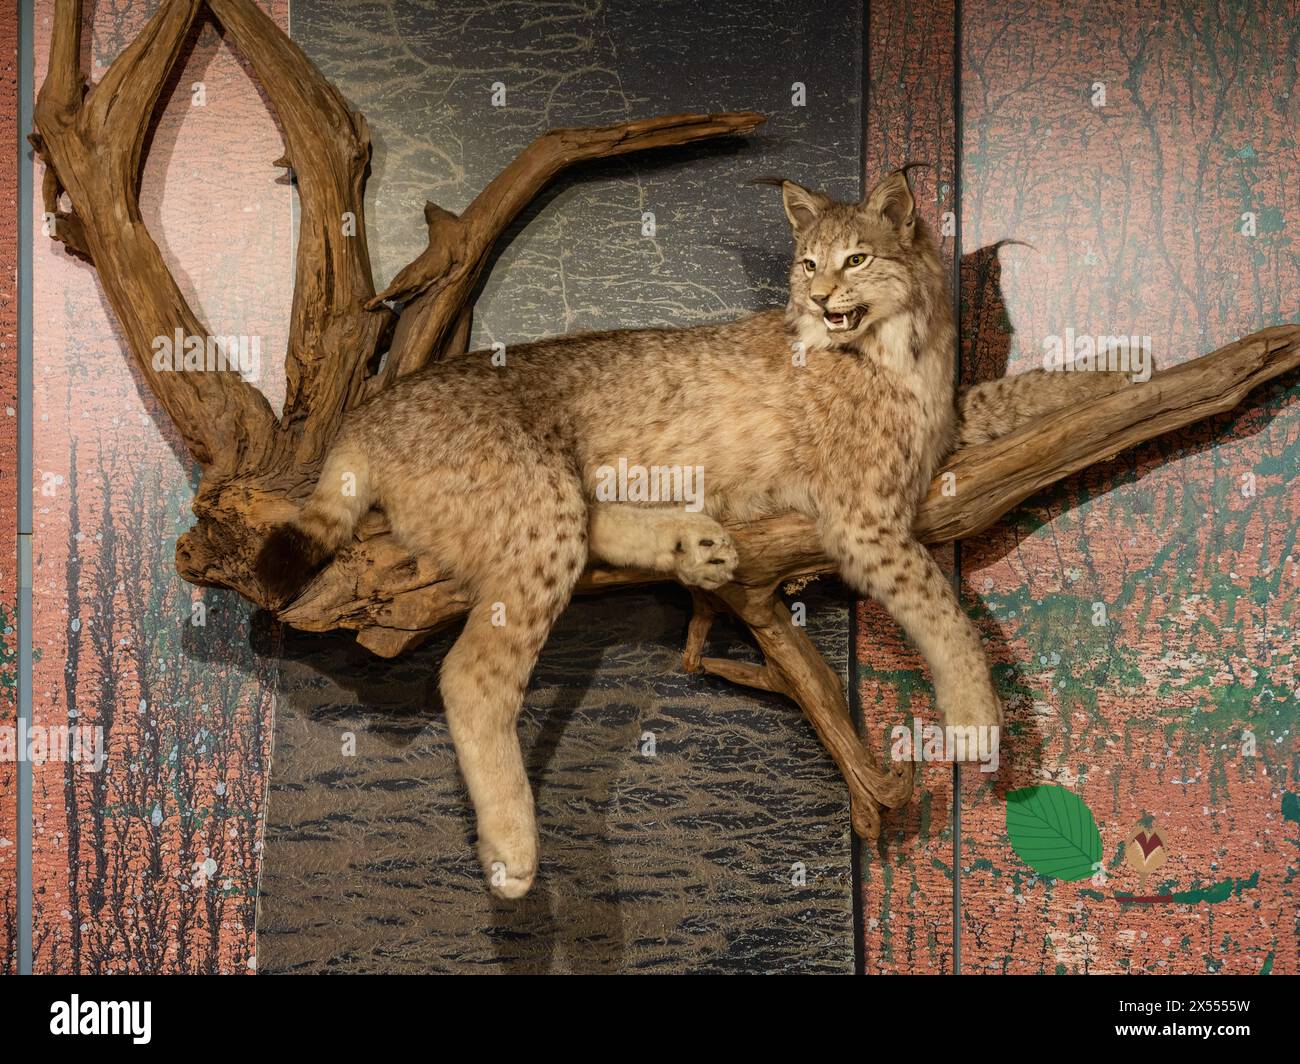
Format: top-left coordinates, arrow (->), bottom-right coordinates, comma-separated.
953,0 -> 1299,976
29,0 -> 292,974
857,0 -> 962,973
858,0 -> 1299,975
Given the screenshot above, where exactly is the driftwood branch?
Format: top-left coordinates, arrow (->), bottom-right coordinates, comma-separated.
368,111 -> 766,390
915,325 -> 1300,543
34,0 -> 1300,839
206,0 -> 393,464
35,0 -> 277,475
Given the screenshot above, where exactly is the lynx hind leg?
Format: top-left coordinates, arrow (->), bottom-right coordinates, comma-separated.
437,488 -> 588,899
823,517 -> 1001,740
588,504 -> 738,589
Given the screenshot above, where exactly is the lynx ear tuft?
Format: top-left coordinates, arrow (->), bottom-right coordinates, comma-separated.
864,167 -> 921,236
752,176 -> 831,233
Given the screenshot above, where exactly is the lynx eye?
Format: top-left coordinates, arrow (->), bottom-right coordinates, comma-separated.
802,259 -> 816,273
846,252 -> 872,268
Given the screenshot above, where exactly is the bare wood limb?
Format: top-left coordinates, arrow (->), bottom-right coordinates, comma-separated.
35,0 -> 277,475
206,0 -> 394,463
712,585 -> 912,838
40,0 -> 84,119
690,586 -> 913,830
80,0 -> 200,146
370,112 -> 768,385
698,656 -> 783,693
36,1 -> 764,596
682,590 -> 717,673
916,324 -> 1300,543
36,162 -> 89,259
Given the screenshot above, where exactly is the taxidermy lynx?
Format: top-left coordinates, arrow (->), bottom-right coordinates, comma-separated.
257,169 -> 1128,898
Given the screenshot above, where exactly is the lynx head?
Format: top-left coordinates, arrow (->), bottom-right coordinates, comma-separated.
766,169 -> 944,355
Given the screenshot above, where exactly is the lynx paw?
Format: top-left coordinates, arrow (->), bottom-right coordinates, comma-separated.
940,685 -> 1003,739
478,832 -> 537,900
669,519 -> 738,589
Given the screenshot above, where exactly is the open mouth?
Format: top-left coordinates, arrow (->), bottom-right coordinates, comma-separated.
822,307 -> 863,332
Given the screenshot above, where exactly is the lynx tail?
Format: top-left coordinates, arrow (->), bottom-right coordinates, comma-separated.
254,445 -> 373,605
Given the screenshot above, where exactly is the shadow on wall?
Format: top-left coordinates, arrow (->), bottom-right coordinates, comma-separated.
952,240 -> 1299,800
250,580 -> 860,975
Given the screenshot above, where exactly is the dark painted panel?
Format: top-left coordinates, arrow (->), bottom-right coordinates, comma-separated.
259,584 -> 857,973
258,0 -> 866,972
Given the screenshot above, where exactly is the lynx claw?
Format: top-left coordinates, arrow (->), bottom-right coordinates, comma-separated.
479,836 -> 537,899
672,525 -> 739,589
487,861 -> 535,899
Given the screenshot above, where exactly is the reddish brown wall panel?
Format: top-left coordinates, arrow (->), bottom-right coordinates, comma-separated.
957,0 -> 1299,974
857,0 -> 959,974
0,1 -> 19,976
30,0 -> 290,973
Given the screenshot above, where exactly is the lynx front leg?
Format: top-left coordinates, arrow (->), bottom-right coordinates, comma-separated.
822,517 -> 1001,733
588,504 -> 738,589
434,476 -> 588,899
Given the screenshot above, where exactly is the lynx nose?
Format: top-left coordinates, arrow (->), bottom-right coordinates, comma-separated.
810,287 -> 834,308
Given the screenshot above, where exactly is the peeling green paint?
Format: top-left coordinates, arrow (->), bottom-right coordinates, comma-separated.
1282,791 -> 1300,826
1171,871 -> 1260,904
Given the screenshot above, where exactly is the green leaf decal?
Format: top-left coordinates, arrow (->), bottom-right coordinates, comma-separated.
1004,785 -> 1101,882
